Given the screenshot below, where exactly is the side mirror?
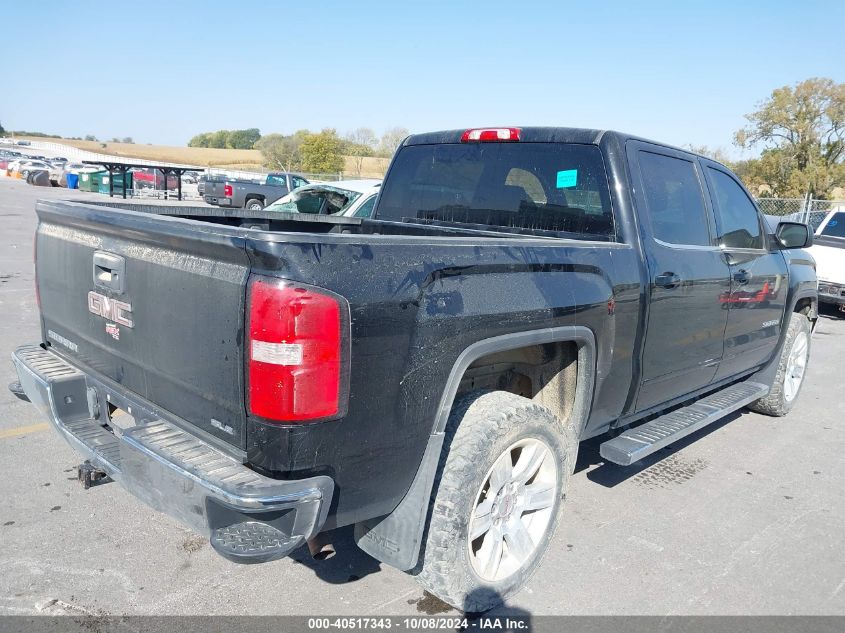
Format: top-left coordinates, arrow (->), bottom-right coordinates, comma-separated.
775,221 -> 813,249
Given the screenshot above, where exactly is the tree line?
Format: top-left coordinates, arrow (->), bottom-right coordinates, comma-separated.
187,126 -> 409,174
193,78 -> 844,194
692,77 -> 845,199
188,128 -> 262,150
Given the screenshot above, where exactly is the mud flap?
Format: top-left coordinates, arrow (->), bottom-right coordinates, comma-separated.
353,432 -> 444,571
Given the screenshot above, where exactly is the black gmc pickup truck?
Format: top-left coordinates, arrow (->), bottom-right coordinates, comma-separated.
11,127 -> 817,612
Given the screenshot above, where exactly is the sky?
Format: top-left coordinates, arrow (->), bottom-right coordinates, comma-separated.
4,0 -> 843,158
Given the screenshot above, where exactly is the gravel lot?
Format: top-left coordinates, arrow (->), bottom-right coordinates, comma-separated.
1,176 -> 844,617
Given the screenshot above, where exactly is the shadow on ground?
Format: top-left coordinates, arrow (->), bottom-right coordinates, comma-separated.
289,529 -> 533,620
289,526 -> 382,584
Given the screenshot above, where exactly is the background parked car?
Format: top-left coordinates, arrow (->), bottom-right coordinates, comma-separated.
265,179 -> 381,217
183,170 -> 201,184
131,168 -> 179,190
7,159 -> 51,178
205,172 -> 309,209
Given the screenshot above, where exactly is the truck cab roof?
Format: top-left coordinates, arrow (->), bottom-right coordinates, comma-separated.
403,126 -> 704,160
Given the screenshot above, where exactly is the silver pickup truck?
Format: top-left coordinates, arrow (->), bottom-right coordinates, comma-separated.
204,172 -> 309,210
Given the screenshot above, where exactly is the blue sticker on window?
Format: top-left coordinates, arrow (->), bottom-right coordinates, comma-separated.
556,169 -> 578,188
829,220 -> 838,227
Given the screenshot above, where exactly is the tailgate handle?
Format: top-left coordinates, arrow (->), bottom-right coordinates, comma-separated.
93,251 -> 125,294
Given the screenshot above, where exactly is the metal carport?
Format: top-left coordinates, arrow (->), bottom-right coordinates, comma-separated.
81,160 -> 200,201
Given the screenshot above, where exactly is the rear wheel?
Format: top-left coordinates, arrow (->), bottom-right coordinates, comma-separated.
414,391 -> 568,612
748,312 -> 811,416
246,198 -> 264,211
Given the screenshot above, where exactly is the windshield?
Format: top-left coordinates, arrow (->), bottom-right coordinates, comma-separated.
266,185 -> 362,215
820,212 -> 845,238
375,142 -> 615,239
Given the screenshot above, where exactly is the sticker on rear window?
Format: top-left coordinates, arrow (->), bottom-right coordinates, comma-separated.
556,169 -> 578,188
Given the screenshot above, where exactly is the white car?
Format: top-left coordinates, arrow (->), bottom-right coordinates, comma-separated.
265,179 -> 382,218
809,208 -> 845,310
7,159 -> 51,178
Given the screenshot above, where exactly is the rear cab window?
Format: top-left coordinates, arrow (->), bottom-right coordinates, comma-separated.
375,142 -> 616,240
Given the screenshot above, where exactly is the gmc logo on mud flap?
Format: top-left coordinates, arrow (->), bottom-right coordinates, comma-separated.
362,529 -> 400,553
88,291 -> 134,328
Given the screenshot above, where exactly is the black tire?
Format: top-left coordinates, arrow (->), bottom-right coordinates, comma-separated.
414,391 -> 569,612
32,171 -> 50,187
747,312 -> 811,417
245,198 -> 264,211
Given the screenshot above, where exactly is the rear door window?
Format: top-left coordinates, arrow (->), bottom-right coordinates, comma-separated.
638,151 -> 713,247
375,143 -> 615,239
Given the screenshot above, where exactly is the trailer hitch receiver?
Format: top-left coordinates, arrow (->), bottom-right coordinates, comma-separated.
77,461 -> 112,489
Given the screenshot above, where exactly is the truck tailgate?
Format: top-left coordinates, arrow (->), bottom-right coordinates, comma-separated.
205,181 -> 227,199
34,200 -> 251,449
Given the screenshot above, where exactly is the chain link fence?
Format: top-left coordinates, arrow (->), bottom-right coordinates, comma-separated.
756,197 -> 845,231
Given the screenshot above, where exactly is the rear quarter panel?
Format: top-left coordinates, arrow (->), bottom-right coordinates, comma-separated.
244,234 -> 641,527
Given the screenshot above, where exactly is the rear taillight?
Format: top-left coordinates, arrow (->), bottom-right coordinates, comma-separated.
247,276 -> 348,423
461,127 -> 521,142
224,184 -> 233,197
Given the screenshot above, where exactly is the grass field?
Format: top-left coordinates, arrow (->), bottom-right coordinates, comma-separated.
19,137 -> 391,178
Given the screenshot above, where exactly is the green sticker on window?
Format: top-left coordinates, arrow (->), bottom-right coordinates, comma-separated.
556,169 -> 578,188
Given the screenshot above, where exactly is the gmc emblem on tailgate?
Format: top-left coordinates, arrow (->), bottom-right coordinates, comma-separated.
88,291 -> 134,328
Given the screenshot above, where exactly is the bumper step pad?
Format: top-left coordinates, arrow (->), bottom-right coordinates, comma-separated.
600,381 -> 769,466
210,521 -> 300,563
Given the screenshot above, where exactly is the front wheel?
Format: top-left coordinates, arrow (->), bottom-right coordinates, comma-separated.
748,312 -> 811,416
414,391 -> 568,612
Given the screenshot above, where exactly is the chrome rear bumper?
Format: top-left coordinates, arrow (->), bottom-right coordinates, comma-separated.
12,343 -> 333,563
